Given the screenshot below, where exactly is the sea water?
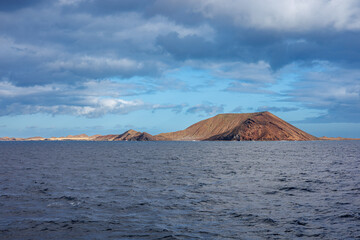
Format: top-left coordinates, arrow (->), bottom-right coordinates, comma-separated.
0,141 -> 359,239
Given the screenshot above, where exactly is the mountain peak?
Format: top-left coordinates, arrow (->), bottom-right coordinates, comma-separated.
156,111 -> 317,141
113,129 -> 156,141
0,111 -> 321,141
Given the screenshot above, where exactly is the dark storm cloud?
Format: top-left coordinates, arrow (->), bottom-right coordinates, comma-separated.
2,0 -> 360,84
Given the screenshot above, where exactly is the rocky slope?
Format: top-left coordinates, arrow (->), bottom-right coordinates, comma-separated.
0,112 -> 323,141
112,129 -> 156,141
92,134 -> 119,141
0,137 -> 24,141
156,112 -> 317,141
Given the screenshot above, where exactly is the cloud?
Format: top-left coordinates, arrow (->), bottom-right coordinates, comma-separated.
231,106 -> 243,113
151,1 -> 360,69
183,60 -> 277,93
65,0 -> 156,15
0,0 -> 44,12
0,7 -> 214,85
1,97 -> 185,118
0,80 -> 182,117
284,62 -> 360,122
151,103 -> 187,114
153,0 -> 360,31
1,97 -> 147,118
213,61 -> 276,93
225,82 -> 275,94
0,81 -> 57,97
46,56 -> 145,79
196,61 -> 275,82
256,106 -> 299,112
0,0 -> 360,125
186,102 -> 224,116
157,32 -> 215,60
1,0 -> 360,85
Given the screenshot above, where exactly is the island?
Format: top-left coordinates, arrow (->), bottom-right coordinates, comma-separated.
1,112 -> 359,141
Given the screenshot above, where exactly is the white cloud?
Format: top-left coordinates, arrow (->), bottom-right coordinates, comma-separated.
195,0 -> 360,31
0,80 -> 184,117
57,0 -> 84,6
0,37 -> 58,60
1,96 -> 146,117
187,60 -> 275,82
47,56 -> 143,73
286,61 -> 360,110
186,102 -> 224,116
112,14 -> 215,43
211,61 -> 274,83
0,81 -> 58,97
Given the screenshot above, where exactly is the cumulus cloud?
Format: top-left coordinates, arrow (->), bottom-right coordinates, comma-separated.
0,80 -> 182,117
2,99 -> 146,118
0,6 -> 214,85
0,0 -> 360,124
0,81 -> 57,97
155,0 -> 360,31
1,0 -> 360,82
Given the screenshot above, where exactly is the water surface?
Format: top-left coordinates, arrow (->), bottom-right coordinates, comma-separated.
0,141 -> 359,239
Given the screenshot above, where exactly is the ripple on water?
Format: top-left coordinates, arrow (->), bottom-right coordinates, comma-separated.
0,140 -> 359,239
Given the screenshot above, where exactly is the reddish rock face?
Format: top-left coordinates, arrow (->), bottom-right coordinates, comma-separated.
155,112 -> 318,141
93,134 -> 119,141
112,130 -> 156,141
0,112 -> 321,141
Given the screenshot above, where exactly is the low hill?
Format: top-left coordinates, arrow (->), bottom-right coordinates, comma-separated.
0,137 -> 24,141
319,136 -> 360,141
113,129 -> 156,141
156,112 -> 317,141
93,134 -> 119,141
0,112 -> 324,141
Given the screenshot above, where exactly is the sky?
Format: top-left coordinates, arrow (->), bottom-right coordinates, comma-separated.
0,0 -> 360,138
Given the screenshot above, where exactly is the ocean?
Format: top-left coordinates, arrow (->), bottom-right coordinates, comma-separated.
0,141 -> 359,239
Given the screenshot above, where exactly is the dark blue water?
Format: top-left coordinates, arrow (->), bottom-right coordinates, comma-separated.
0,141 -> 359,239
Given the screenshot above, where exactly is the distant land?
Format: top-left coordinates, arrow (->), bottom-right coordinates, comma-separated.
1,112 -> 359,141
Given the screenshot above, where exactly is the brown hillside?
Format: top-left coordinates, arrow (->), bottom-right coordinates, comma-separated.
156,112 -> 317,141
113,129 -> 156,141
0,112 -> 321,141
93,134 -> 119,141
0,137 -> 22,141
319,136 -> 360,141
